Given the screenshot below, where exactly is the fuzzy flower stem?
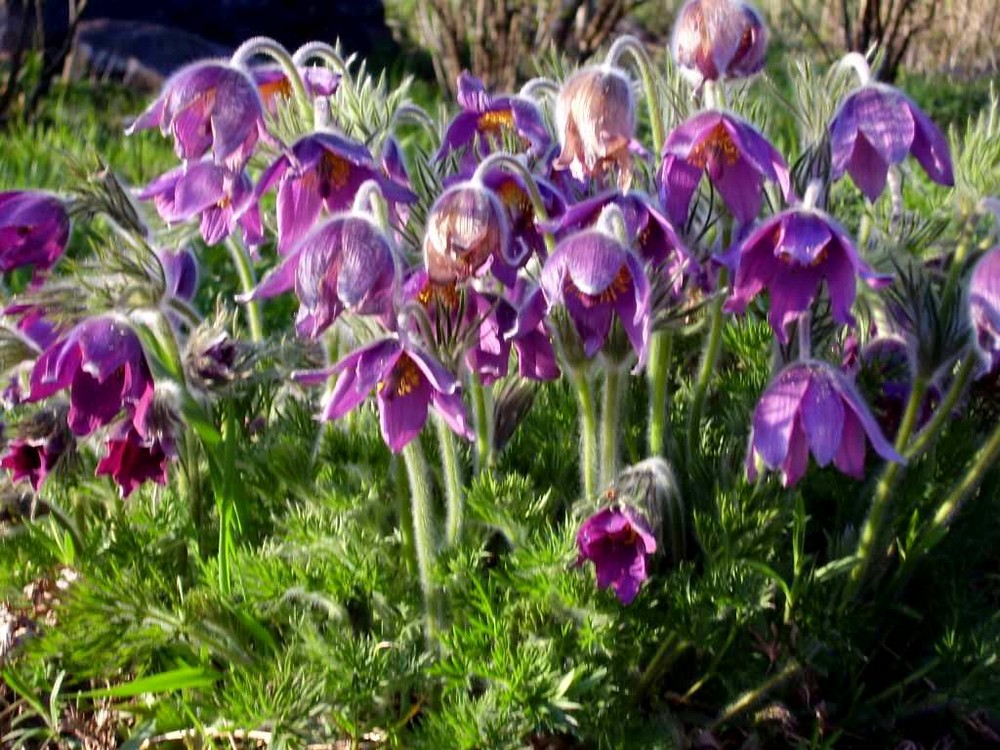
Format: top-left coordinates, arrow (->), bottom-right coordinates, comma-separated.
402,439 -> 442,642
647,330 -> 674,457
352,180 -> 390,229
797,311 -> 812,360
519,77 -> 560,101
606,35 -> 665,156
469,376 -> 493,472
570,365 -> 599,499
600,363 -> 625,488
391,104 -> 440,143
473,153 -> 556,254
231,36 -> 311,118
702,79 -> 728,111
837,51 -> 873,86
226,237 -> 264,343
291,41 -> 351,79
905,352 -> 977,461
436,415 -> 465,547
686,268 -> 729,465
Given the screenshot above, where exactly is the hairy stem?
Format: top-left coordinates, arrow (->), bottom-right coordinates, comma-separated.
570,366 -> 599,499
686,269 -> 729,465
402,439 -> 442,642
469,376 -> 493,472
906,352 -> 977,461
600,364 -> 624,488
226,237 -> 264,344
606,35 -> 665,156
436,416 -> 465,547
646,331 -> 674,457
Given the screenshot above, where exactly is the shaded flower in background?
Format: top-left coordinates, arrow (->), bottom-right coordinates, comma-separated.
0,191 -> 70,276
829,85 -> 954,201
155,247 -> 199,302
746,361 -> 903,487
671,0 -> 768,87
252,65 -> 339,114
95,422 -> 172,498
969,246 -> 1000,376
138,162 -> 264,248
127,61 -> 267,171
658,110 -> 791,227
576,504 -> 657,605
856,337 -> 938,436
1,408 -> 73,492
725,209 -> 890,342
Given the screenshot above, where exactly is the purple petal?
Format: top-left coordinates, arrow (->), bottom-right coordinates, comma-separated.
833,408 -> 866,478
801,371 -> 845,466
846,134 -> 890,201
831,370 -> 905,465
752,364 -> 812,469
907,98 -> 955,187
780,419 -> 810,487
378,372 -> 432,452
277,174 -> 324,255
767,266 -> 823,344
714,153 -> 765,224
658,154 -> 703,227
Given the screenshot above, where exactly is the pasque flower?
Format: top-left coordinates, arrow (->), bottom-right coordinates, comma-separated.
139,162 -> 263,248
127,61 -> 267,171
256,132 -> 417,254
505,284 -> 561,381
298,337 -> 472,453
1,409 -> 73,492
671,0 -> 768,86
155,247 -> 199,302
747,361 -> 903,486
725,208 -> 889,342
830,85 -> 954,201
0,191 -> 70,275
553,65 -> 636,188
252,65 -> 339,113
659,110 -> 791,226
969,245 -> 1000,375
96,422 -> 172,498
576,504 -> 657,605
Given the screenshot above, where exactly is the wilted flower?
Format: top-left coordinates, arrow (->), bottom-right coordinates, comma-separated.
659,110 -> 791,226
28,316 -> 155,437
1,409 -> 73,492
0,191 -> 70,276
138,162 -> 263,248
252,65 -> 339,113
969,246 -> 1000,375
553,65 -> 636,188
299,337 -> 472,453
256,132 -> 417,254
95,422 -> 172,498
671,0 -> 768,86
438,72 -> 551,169
830,85 -> 954,201
576,504 -> 657,604
127,61 -> 267,171
725,208 -> 889,342
747,361 -> 903,486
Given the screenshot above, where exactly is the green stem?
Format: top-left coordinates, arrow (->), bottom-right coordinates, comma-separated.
600,364 -> 624,488
227,237 -> 264,344
402,439 -> 442,642
436,416 -> 465,547
469,376 -> 493,472
647,331 -> 674,457
942,238 -> 971,306
230,37 -> 311,118
570,366 -> 599,499
906,352 -> 977,461
183,429 -> 206,559
635,633 -> 692,699
606,35 -> 665,156
686,269 -> 729,465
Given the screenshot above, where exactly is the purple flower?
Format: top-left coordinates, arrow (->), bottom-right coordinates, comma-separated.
252,65 -> 339,114
671,0 -> 768,86
658,110 -> 791,227
460,289 -> 517,386
746,361 -> 903,486
541,227 -> 651,366
138,161 -> 263,248
576,505 -> 657,605
300,337 -> 472,453
969,246 -> 1000,375
1,412 -> 71,492
505,283 -> 561,381
830,85 -> 954,201
95,422 -> 172,498
256,132 -> 417,255
28,316 -> 155,437
155,247 -> 199,302
242,213 -> 396,339
0,191 -> 70,275
725,209 -> 889,342
438,72 -> 551,169
127,61 -> 267,171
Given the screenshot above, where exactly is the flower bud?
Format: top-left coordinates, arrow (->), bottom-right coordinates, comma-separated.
969,246 -> 1000,376
423,181 -> 510,285
671,0 -> 768,86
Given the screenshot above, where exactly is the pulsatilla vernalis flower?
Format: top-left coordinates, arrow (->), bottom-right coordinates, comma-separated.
747,361 -> 903,487
28,316 -> 155,437
95,422 -> 172,498
725,209 -> 889,343
505,284 -> 561,382
659,110 -> 791,227
257,132 -> 417,255
252,65 -> 339,113
1,409 -> 73,492
830,85 -> 954,202
127,61 -> 266,171
298,338 -> 472,453
155,247 -> 199,302
138,161 -> 263,248
969,246 -> 1000,375
242,213 -> 396,339
671,0 -> 768,86
438,72 -> 551,168
423,180 -> 512,286
553,65 -> 636,188
576,504 -> 657,605
0,191 -> 70,276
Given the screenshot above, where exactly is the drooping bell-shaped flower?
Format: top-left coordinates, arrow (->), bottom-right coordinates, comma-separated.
242,212 -> 396,339
659,110 -> 791,226
438,72 -> 551,170
829,85 -> 954,202
746,360 -> 903,486
725,208 -> 890,342
28,316 -> 155,437
505,283 -> 561,381
252,65 -> 339,113
138,161 -> 263,248
969,245 -> 1000,375
1,408 -> 73,492
95,422 -> 172,498
671,0 -> 768,87
553,65 -> 636,188
576,504 -> 658,605
256,132 -> 417,254
127,61 -> 267,171
298,337 -> 472,453
0,191 -> 70,275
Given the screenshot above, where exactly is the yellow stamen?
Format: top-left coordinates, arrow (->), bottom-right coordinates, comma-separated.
689,122 -> 739,169
477,109 -> 516,135
319,152 -> 351,190
377,353 -> 423,397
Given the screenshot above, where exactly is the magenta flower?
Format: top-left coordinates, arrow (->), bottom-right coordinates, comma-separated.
1,414 -> 71,492
505,284 -> 561,381
747,361 -> 903,486
300,337 -> 472,453
242,213 -> 396,339
96,423 -> 172,498
438,72 -> 551,169
252,65 -> 339,114
127,61 -> 267,171
671,0 -> 768,86
969,246 -> 1000,375
576,505 -> 657,605
138,161 -> 263,248
28,316 -> 155,437
658,110 -> 791,227
725,209 -> 890,342
257,132 -> 417,254
830,85 -> 954,202
0,191 -> 70,275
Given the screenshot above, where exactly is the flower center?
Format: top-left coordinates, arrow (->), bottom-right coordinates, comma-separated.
318,152 -> 352,193
688,123 -> 739,169
496,181 -> 533,224
565,264 -> 632,307
477,109 -> 515,135
378,353 -> 423,397
778,246 -> 829,267
258,77 -> 292,103
417,280 -> 461,310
